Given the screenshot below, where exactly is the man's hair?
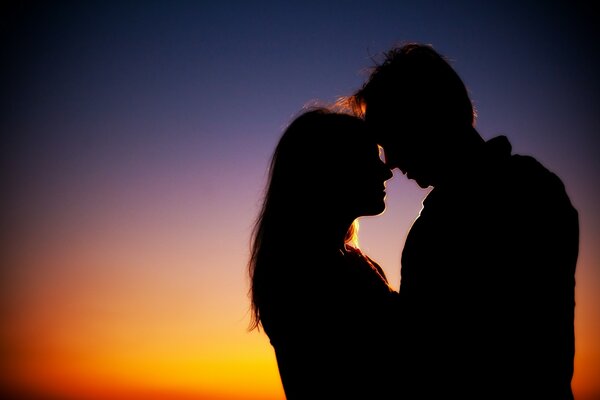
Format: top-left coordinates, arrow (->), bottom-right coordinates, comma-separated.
350,43 -> 476,128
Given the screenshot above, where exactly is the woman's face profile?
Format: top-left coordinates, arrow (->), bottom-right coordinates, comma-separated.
325,133 -> 393,220
282,113 -> 392,222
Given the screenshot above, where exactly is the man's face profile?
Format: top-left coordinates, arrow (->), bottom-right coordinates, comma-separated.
366,103 -> 435,188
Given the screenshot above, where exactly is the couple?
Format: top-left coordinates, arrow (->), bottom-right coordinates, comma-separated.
248,43 -> 579,399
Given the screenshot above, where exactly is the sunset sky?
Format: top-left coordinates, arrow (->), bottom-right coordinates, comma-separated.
2,1 -> 599,399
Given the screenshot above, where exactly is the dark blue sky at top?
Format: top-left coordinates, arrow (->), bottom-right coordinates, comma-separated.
2,0 -> 598,237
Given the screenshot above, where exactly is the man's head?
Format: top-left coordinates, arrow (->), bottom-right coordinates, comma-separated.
352,43 -> 477,188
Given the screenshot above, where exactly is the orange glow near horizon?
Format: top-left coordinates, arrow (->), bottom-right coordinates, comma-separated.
4,285 -> 286,399
3,248 -> 599,400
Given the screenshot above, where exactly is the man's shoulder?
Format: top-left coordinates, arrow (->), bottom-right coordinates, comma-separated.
508,152 -> 565,190
506,152 -> 578,221
484,135 -> 566,191
479,136 -> 576,214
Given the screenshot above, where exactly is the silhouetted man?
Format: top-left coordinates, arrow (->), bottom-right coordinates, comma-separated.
351,43 -> 579,399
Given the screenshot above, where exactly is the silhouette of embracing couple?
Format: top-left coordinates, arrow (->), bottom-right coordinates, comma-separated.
248,43 -> 579,400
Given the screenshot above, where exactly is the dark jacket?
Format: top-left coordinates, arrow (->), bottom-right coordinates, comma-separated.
398,136 -> 578,400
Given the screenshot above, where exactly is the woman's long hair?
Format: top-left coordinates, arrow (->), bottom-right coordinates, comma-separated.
248,108 -> 365,331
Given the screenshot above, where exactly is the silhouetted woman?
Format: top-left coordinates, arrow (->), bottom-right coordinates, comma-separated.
248,108 -> 399,399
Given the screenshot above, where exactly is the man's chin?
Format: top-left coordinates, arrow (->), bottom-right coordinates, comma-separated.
406,172 -> 432,189
415,179 -> 432,189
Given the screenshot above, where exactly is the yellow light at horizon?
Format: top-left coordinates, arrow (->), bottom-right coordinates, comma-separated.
6,312 -> 284,400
